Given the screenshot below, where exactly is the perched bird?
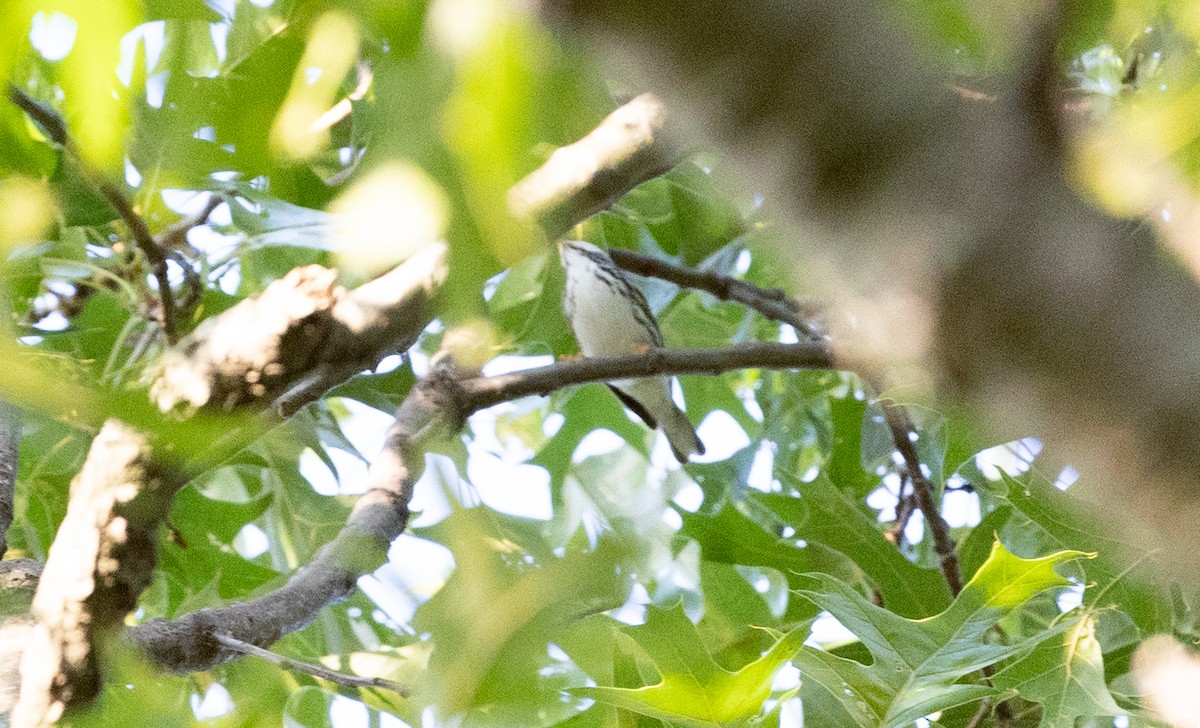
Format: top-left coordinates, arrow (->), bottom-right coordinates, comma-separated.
558,240 -> 705,462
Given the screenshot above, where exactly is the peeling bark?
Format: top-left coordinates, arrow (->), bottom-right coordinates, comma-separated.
11,423 -> 182,727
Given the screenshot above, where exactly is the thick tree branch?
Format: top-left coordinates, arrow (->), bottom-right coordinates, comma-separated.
508,93 -> 676,239
128,362 -> 459,672
7,86 -> 180,343
0,403 -> 18,560
212,633 -> 409,696
11,422 -> 183,727
151,242 -> 449,417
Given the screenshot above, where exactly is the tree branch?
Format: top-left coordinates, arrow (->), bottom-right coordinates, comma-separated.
108,92 -> 688,677
508,93 -> 676,239
11,422 -> 184,726
211,633 -> 409,696
458,342 -> 832,414
880,402 -> 963,594
7,86 -> 180,344
128,362 -> 459,672
607,248 -> 823,340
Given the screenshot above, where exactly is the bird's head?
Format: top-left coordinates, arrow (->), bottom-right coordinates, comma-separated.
557,240 -> 606,268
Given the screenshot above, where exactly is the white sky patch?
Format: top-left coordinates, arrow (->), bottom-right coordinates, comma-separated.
904,509 -> 925,544
379,713 -> 411,728
572,429 -> 625,462
190,683 -> 233,720
218,267 -> 241,295
746,441 -> 776,492
866,484 -> 898,521
331,397 -> 392,456
33,311 -> 69,332
467,451 -> 552,520
672,481 -> 704,512
358,574 -> 418,625
30,11 -> 77,61
779,324 -> 799,344
1057,582 -> 1085,612
210,22 -> 229,65
805,612 -> 856,648
124,158 -> 143,187
232,523 -> 269,559
329,695 -> 368,726
406,454 -> 458,527
734,249 -> 752,275
974,437 -> 1043,480
741,389 -> 764,422
189,225 -> 238,256
327,447 -> 369,495
610,582 -> 650,626
543,412 -> 565,437
162,188 -> 213,213
661,508 -> 683,530
298,447 -> 338,495
943,488 -> 981,528
379,534 -> 455,600
146,71 -> 168,109
694,410 -> 750,462
1054,464 -> 1080,491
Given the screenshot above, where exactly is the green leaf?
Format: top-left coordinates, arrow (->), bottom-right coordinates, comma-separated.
573,605 -> 808,727
532,386 -> 653,500
413,509 -> 632,716
283,687 -> 399,727
992,614 -> 1126,728
764,475 -> 952,618
792,541 -> 1086,727
995,472 -> 1174,633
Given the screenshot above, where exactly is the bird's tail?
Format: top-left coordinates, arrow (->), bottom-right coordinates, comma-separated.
662,405 -> 704,463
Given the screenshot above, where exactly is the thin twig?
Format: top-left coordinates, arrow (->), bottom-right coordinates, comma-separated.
157,195 -> 223,252
212,633 -> 410,697
880,401 -> 963,594
884,475 -> 915,546
964,698 -> 992,728
7,85 -> 180,343
156,195 -> 222,318
608,248 -> 824,340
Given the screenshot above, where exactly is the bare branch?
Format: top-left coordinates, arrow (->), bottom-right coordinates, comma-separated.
883,475 -> 915,546
880,402 -> 963,594
459,342 -> 833,415
156,195 -> 223,253
211,633 -> 410,696
607,248 -> 823,339
508,93 -> 676,239
7,86 -> 180,344
128,362 -> 459,672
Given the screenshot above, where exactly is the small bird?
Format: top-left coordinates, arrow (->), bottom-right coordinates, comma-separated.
558,240 -> 705,462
